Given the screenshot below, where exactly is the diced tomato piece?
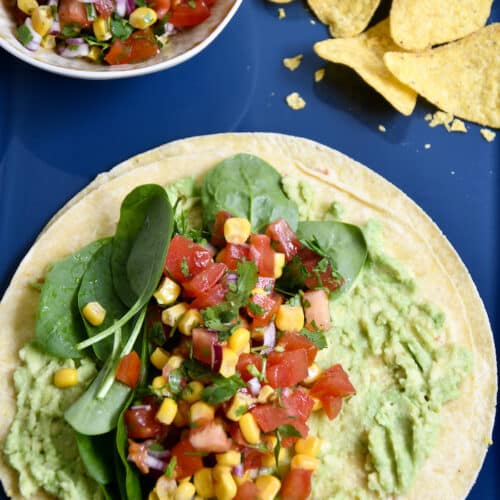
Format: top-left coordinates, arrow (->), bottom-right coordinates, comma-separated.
255,276 -> 275,292
249,234 -> 275,277
150,0 -> 171,18
302,289 -> 331,331
246,292 -> 281,328
182,262 -> 227,298
280,468 -> 313,500
95,0 -> 113,18
297,248 -> 344,292
169,0 -> 210,27
165,235 -> 213,283
189,421 -> 232,453
310,364 -> 356,399
216,243 -> 249,270
320,395 -> 343,420
192,328 -> 217,365
124,404 -> 163,439
281,418 -> 309,448
236,353 -> 263,382
242,447 -> 265,470
227,421 -> 249,447
190,283 -> 227,310
171,439 -> 205,479
211,210 -> 233,247
266,349 -> 309,388
266,218 -> 301,262
250,405 -> 291,433
282,388 -> 314,422
115,351 -> 141,388
235,480 -> 260,500
58,0 -> 91,28
127,440 -> 149,474
278,331 -> 318,365
104,29 -> 160,65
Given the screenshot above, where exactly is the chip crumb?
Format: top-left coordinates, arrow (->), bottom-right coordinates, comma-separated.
450,119 -> 467,133
428,111 -> 454,130
278,7 -> 285,19
314,68 -> 325,82
378,125 -> 386,133
283,54 -> 303,71
424,144 -> 431,149
424,113 -> 433,122
286,92 -> 306,110
480,128 -> 496,142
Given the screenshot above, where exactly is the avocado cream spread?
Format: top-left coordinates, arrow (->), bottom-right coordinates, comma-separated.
3,178 -> 471,499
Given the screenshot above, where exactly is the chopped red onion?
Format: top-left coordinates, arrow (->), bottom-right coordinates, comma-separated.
143,455 -> 168,471
211,343 -> 223,373
163,23 -> 175,36
126,0 -> 135,15
48,0 -> 58,5
130,404 -> 152,411
232,464 -> 244,477
282,387 -> 291,397
148,448 -> 171,459
60,43 -> 90,58
261,322 -> 276,354
204,242 -> 217,257
24,19 -> 42,52
247,377 -> 261,396
49,20 -> 60,35
225,272 -> 238,285
66,37 -> 85,45
116,0 -> 126,17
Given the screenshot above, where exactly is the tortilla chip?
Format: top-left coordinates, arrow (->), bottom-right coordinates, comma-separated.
384,24 -> 500,128
314,19 -> 417,116
308,0 -> 380,37
390,0 -> 494,51
480,129 -> 496,142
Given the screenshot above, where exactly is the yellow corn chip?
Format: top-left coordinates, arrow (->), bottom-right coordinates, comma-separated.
384,24 -> 500,128
308,0 -> 380,38
283,54 -> 303,71
314,19 -> 417,115
286,92 -> 306,110
480,129 -> 496,142
390,0 -> 493,51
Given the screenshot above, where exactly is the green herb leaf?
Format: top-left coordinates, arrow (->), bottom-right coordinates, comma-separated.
300,328 -> 328,350
17,24 -> 33,46
61,23 -> 82,38
180,257 -> 190,278
165,456 -> 177,478
277,424 -> 302,438
248,302 -> 264,316
168,368 -> 184,395
188,0 -> 196,7
201,375 -> 245,405
111,14 -> 134,41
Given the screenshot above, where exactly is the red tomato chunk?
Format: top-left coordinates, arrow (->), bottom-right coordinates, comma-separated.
249,234 -> 275,277
124,404 -> 163,439
278,331 -> 318,365
266,218 -> 301,262
171,439 -> 205,479
115,351 -> 141,388
165,235 -> 212,282
280,468 -> 313,500
169,0 -> 210,27
211,210 -> 233,247
104,30 -> 160,65
182,262 -> 227,298
266,349 -> 309,388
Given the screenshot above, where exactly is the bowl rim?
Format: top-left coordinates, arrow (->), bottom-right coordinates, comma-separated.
0,0 -> 242,80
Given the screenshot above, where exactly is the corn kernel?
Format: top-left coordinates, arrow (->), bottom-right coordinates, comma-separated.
165,355 -> 184,373
291,454 -> 319,471
17,0 -> 38,15
225,392 -> 255,422
212,464 -> 232,480
224,218 -> 251,244
154,276 -> 181,306
162,302 -> 189,327
255,475 -> 281,500
275,305 -> 304,332
219,347 -> 238,378
41,34 -> 56,49
31,6 -> 52,36
156,398 -> 178,425
155,476 -> 177,500
295,436 -> 322,457
174,400 -> 190,428
216,450 -> 241,467
174,481 -> 195,500
228,327 -> 251,355
257,385 -> 274,404
261,452 -> 275,468
273,252 -> 286,278
93,16 -> 111,41
129,6 -> 157,29
233,471 -> 251,487
264,435 -> 277,451
213,469 -> 237,500
190,401 -> 215,423
53,368 -> 78,388
86,46 -> 101,62
194,468 -> 214,498
178,309 -> 202,336
303,363 -> 321,386
82,301 -> 106,326
312,397 -> 323,412
239,413 -> 260,445
152,375 -> 167,390
179,476 -> 192,483
150,347 -> 170,370
182,381 -> 204,404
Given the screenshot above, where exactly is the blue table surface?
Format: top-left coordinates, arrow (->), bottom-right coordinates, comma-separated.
1,0 -> 498,498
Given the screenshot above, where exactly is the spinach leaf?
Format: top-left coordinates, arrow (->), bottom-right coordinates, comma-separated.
78,239 -> 130,361
201,375 -> 245,405
112,184 -> 173,308
34,239 -> 107,358
201,154 -> 299,233
296,221 -> 367,299
75,432 -> 115,485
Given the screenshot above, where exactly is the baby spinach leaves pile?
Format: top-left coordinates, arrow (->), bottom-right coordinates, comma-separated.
33,184 -> 173,497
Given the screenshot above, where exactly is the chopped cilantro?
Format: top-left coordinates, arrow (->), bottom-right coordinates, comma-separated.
275,424 -> 302,466
300,327 -> 328,350
180,256 -> 190,278
111,14 -> 133,40
165,456 -> 177,478
188,0 -> 196,6
135,0 -> 148,6
201,375 -> 245,405
168,368 -> 184,395
148,442 -> 165,452
85,3 -> 97,21
83,35 -> 110,49
234,405 -> 249,417
61,23 -> 82,38
248,302 -> 264,316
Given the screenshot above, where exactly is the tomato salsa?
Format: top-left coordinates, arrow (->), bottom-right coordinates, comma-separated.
121,213 -> 355,500
12,0 -> 215,64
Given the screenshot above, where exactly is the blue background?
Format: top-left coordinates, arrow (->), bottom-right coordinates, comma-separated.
0,0 -> 498,498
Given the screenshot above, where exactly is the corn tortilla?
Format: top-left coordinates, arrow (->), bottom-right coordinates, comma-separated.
0,133 -> 496,498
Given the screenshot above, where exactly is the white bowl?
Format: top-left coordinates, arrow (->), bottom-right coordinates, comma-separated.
0,0 -> 241,79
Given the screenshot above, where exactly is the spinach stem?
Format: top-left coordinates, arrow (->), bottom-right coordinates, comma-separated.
96,327 -> 122,400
